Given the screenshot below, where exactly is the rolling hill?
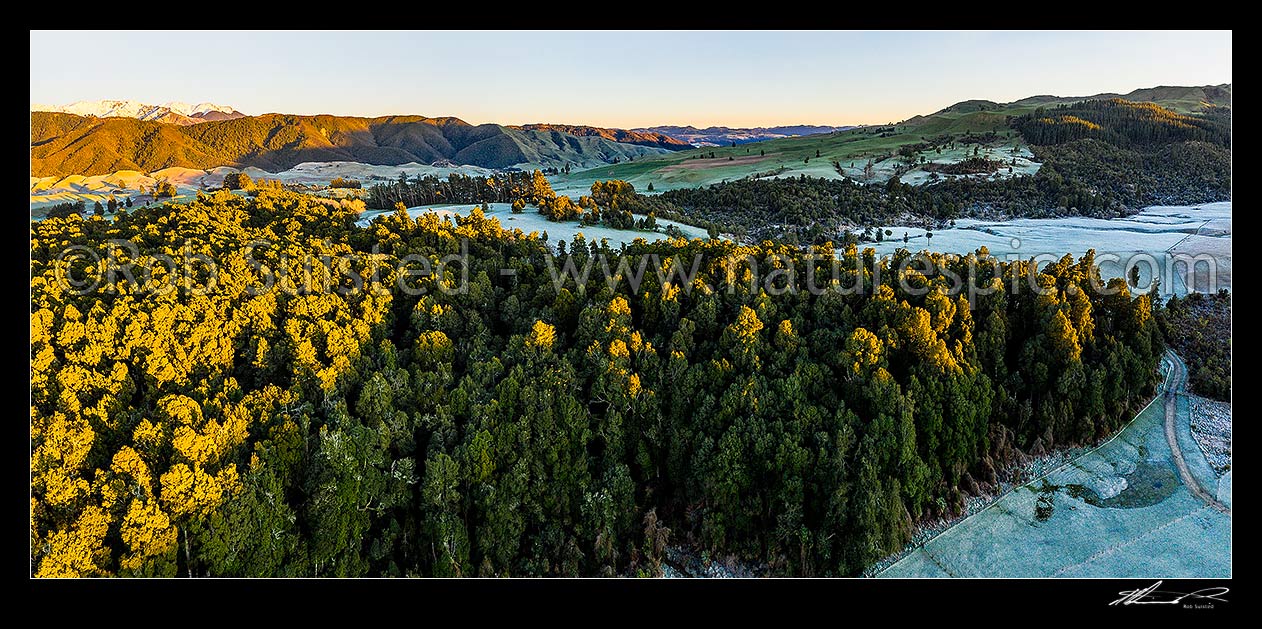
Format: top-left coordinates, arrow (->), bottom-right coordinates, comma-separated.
551,84 -> 1231,195
30,112 -> 671,177
1011,84 -> 1233,114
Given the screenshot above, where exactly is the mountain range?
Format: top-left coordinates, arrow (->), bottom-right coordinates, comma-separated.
29,112 -> 671,178
511,124 -> 691,150
30,99 -> 245,126
29,85 -> 1230,180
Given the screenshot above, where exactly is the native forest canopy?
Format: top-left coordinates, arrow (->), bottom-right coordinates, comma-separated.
31,190 -> 1164,577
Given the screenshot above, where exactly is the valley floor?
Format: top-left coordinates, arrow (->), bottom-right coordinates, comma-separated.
356,202 -> 708,247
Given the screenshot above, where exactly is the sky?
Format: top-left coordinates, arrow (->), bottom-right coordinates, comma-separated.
30,30 -> 1231,128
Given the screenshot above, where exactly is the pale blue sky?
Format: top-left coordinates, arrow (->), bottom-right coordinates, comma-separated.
30,30 -> 1231,127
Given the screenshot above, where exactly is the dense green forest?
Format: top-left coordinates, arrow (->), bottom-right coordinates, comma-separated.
655,170 -> 1134,243
31,190 -> 1163,578
1010,99 -> 1231,148
1159,291 -> 1232,400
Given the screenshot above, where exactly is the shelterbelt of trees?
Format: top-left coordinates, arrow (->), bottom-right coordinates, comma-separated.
31,190 -> 1162,577
366,171 -> 720,235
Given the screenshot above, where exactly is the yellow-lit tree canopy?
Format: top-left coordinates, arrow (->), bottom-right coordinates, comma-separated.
30,190 -> 1163,577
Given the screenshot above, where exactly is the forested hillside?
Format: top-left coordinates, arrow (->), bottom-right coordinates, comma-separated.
1013,99 -> 1231,207
1011,99 -> 1231,147
31,190 -> 1163,577
513,124 -> 691,150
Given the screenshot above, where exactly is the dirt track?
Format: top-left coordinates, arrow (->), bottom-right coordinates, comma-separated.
1164,351 -> 1231,515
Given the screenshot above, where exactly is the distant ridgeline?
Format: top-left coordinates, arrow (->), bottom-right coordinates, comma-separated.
652,97 -> 1231,242
31,190 -> 1163,577
29,112 -> 670,178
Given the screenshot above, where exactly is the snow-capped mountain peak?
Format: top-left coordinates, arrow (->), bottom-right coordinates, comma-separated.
30,99 -> 244,124
161,101 -> 241,116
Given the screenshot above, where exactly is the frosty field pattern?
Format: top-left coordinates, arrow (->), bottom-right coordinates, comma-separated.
879,351 -> 1231,578
860,202 -> 1232,296
355,202 -> 708,248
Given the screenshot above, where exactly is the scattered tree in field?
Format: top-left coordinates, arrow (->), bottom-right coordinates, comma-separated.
223,172 -> 253,191
329,177 -> 362,189
152,179 -> 177,198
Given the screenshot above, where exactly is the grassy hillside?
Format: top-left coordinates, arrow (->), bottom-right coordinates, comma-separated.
1014,84 -> 1233,114
553,106 -> 1035,194
587,95 -> 1229,242
553,85 -> 1231,202
30,112 -> 669,177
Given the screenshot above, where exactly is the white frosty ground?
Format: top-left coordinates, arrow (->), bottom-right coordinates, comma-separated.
879,353 -> 1231,578
860,202 -> 1232,296
355,203 -> 708,248
30,162 -> 497,210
